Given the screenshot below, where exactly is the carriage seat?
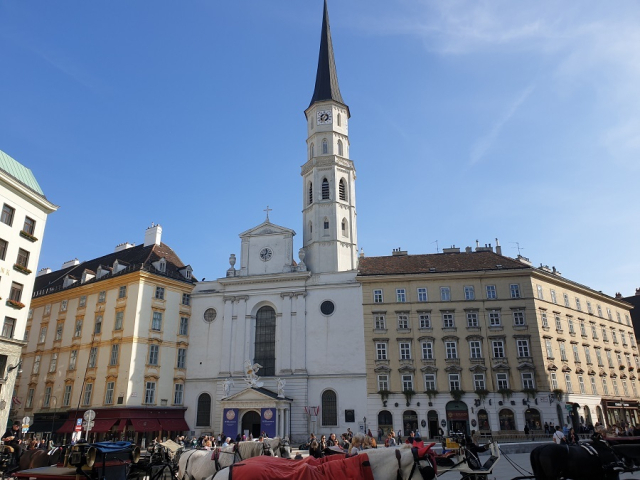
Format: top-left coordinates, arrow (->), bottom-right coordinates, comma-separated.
3,446 -> 14,454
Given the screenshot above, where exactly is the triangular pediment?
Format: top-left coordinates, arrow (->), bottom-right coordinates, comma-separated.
222,387 -> 290,403
239,221 -> 296,238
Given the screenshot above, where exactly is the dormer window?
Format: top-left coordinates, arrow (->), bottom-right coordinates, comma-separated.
96,265 -> 112,279
81,269 -> 95,284
113,260 -> 129,274
179,265 -> 193,280
153,258 -> 167,273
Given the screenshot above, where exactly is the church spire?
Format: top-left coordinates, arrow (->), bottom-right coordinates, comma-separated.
309,0 -> 349,115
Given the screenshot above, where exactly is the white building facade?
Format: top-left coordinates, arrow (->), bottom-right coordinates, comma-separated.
0,148 -> 58,430
185,3 -> 367,442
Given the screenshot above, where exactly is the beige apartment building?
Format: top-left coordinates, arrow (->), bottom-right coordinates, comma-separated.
12,225 -> 195,444
358,245 -> 637,438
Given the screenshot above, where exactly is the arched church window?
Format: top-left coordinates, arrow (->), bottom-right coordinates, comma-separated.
322,139 -> 328,154
341,218 -> 348,236
337,139 -> 343,156
308,182 -> 313,205
324,218 -> 329,230
337,113 -> 341,126
339,178 -> 346,201
310,143 -> 314,159
254,306 -> 276,377
196,393 -> 211,426
322,390 -> 337,426
322,178 -> 330,200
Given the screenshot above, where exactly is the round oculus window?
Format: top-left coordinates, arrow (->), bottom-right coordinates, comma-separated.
203,308 -> 217,323
320,300 -> 335,316
259,247 -> 273,262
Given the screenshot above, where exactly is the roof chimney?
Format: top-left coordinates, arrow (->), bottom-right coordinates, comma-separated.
495,238 -> 502,255
37,267 -> 52,277
392,248 -> 408,256
115,242 -> 135,253
615,292 -> 622,299
61,258 -> 80,269
442,246 -> 460,253
144,223 -> 162,247
636,288 -> 640,296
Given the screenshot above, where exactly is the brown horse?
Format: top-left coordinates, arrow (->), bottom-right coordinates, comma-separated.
19,447 -> 63,470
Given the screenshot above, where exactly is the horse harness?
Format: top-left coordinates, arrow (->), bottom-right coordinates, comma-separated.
212,443 -> 244,472
394,447 -> 436,480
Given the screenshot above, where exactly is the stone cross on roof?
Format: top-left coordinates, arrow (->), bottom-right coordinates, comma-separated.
264,205 -> 272,222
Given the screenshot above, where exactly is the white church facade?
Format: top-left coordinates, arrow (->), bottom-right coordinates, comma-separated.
184,2 -> 366,442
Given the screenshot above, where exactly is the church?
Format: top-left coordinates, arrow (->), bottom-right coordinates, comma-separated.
185,1 -> 366,441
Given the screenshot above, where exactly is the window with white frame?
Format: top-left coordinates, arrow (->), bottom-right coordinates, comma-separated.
591,324 -> 598,339
550,372 -> 558,390
555,315 -> 563,331
49,353 -> 58,372
378,375 -> 389,391
422,342 -> 434,359
145,381 -> 156,404
376,342 -> 388,360
632,382 -> 638,398
590,377 -> 598,395
39,326 -> 47,343
110,344 -> 119,366
152,311 -> 162,331
182,293 -> 191,306
611,330 -> 618,344
467,311 -> 479,327
541,311 -> 548,328
60,299 -> 68,312
155,287 -> 165,300
26,388 -> 34,408
579,320 -> 586,336
424,374 -> 436,391
440,287 -> 451,301
397,314 -> 409,330
149,344 -> 159,365
98,291 -> 106,303
559,342 -> 567,361
88,347 -> 97,368
537,285 -> 544,300
83,383 -> 93,406
174,384 -> 184,404
607,308 -> 612,320
44,304 -> 51,315
597,305 -> 603,317
606,350 -> 613,367
445,341 -> 458,359
94,315 -> 103,334
473,374 -> 486,390
402,375 -> 413,391
550,289 -> 557,303
575,298 -> 582,311
622,379 -> 629,397
63,385 -> 72,406
118,285 -> 127,299
612,379 -> 619,396
616,352 -> 623,366
585,346 -> 592,364
517,339 -> 530,357
563,294 -> 570,308
373,290 -> 383,303
545,339 -> 554,358
572,344 -> 580,363
578,375 -> 586,394
105,382 -> 115,404
492,340 -> 505,358
69,350 -> 77,370
602,378 -> 609,395
510,284 -> 521,298
470,340 -> 482,359
513,310 -> 525,326
400,342 -> 412,360
419,313 -> 431,329
565,374 -> 573,393
74,320 -> 82,337
621,331 -> 627,345
396,289 -> 406,303
486,285 -> 497,299
522,372 -> 535,389
177,348 -> 187,368
79,295 -> 86,308
449,374 -> 461,390
417,288 -> 428,302
43,386 -> 51,407
626,354 -> 632,367
496,373 -> 509,389
443,312 -> 455,328
626,314 -> 631,326
33,355 -> 41,374
568,318 -> 574,334
115,311 -> 124,330
602,326 -> 608,341
489,310 -> 501,326
55,323 -> 63,341
587,301 -> 593,314
464,286 -> 475,300
374,315 -> 386,330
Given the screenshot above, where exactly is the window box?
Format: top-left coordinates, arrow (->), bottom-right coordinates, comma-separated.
522,388 -> 538,400
552,389 -> 564,401
424,389 -> 438,400
497,388 -> 514,399
378,389 -> 391,402
19,230 -> 38,242
13,264 -> 32,275
6,299 -> 25,309
475,388 -> 490,401
402,389 -> 416,404
450,389 -> 465,401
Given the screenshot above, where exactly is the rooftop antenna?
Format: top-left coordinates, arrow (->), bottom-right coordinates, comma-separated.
432,240 -> 439,253
511,242 -> 524,256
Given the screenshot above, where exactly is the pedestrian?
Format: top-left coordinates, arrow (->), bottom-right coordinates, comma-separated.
524,424 -> 530,440
553,425 -> 566,444
377,427 -> 383,442
544,422 -> 550,435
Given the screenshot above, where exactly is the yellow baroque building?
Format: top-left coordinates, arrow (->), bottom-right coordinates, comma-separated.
358,246 -> 637,438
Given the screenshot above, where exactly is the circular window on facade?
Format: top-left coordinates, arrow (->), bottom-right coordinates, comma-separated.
320,300 -> 335,316
203,308 -> 217,323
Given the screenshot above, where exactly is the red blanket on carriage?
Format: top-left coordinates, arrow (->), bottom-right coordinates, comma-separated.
228,453 -> 374,480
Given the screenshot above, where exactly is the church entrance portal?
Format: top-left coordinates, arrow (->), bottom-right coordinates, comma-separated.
241,411 -> 261,438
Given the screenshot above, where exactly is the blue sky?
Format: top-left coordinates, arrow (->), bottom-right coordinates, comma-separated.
1,1 -> 639,297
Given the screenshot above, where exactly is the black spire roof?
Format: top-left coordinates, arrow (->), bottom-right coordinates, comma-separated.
309,0 -> 349,115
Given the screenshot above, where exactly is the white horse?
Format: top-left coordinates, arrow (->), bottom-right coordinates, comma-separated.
263,437 -> 290,458
178,441 -> 271,480
213,444 -> 436,480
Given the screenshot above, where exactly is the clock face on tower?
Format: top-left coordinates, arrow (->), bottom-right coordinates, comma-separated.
316,110 -> 333,125
259,247 -> 273,262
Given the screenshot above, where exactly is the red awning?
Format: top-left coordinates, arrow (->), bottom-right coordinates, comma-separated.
130,418 -> 161,432
90,419 -> 118,433
160,418 -> 190,432
57,418 -> 78,434
116,419 -> 129,432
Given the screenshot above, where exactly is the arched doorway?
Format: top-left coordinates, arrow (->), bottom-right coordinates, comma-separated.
596,406 -> 605,426
241,411 -> 261,438
446,401 -> 469,435
477,409 -> 490,432
556,404 -> 564,427
427,410 -> 439,438
196,393 -> 211,427
584,406 -> 593,427
499,409 -> 516,431
378,410 -> 393,437
524,408 -> 542,430
403,410 -> 418,436
570,404 -> 580,430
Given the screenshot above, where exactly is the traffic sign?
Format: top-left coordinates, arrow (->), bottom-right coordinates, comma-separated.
83,410 -> 96,421
75,418 -> 82,432
82,421 -> 95,428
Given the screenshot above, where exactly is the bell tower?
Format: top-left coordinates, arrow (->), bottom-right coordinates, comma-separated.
302,0 -> 358,274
